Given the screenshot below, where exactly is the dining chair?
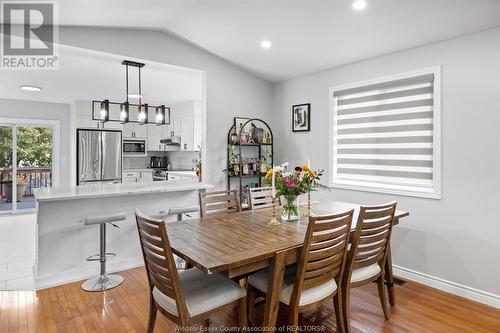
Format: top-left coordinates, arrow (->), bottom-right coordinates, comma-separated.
247,210 -> 354,332
341,202 -> 397,333
199,189 -> 241,218
134,209 -> 247,332
249,187 -> 278,210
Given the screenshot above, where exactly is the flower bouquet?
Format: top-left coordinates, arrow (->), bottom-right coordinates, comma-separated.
264,163 -> 324,221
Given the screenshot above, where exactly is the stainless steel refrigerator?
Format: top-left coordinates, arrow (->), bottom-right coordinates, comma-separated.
77,129 -> 122,185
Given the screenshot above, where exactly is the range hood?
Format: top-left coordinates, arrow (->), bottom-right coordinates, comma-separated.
160,136 -> 181,146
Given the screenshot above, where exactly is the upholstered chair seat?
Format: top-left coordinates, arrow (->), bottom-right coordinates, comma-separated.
350,263 -> 381,283
153,268 -> 246,317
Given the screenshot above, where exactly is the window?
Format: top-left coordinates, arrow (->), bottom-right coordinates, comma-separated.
329,67 -> 441,199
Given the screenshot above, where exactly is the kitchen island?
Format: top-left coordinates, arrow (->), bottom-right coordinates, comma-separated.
34,181 -> 213,289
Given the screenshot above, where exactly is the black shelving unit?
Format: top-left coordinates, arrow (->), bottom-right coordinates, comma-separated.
227,118 -> 274,209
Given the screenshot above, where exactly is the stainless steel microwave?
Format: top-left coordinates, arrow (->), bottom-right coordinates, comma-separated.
123,139 -> 146,155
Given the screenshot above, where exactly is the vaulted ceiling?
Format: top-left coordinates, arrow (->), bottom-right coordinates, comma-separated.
49,0 -> 500,82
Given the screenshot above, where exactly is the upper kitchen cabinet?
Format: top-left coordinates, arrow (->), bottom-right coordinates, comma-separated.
172,100 -> 202,151
147,124 -> 163,151
123,123 -> 147,139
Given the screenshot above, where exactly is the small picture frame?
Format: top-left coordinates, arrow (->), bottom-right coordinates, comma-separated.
292,103 -> 310,132
234,117 -> 251,137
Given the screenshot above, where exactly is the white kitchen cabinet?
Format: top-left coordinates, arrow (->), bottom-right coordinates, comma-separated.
122,124 -> 134,138
102,121 -> 123,131
180,117 -> 193,150
147,124 -> 162,151
123,171 -> 139,179
161,123 -> 171,138
123,123 -> 147,139
122,177 -> 137,183
173,119 -> 181,137
169,100 -> 202,151
139,170 -> 153,182
134,124 -> 147,138
122,170 -> 153,182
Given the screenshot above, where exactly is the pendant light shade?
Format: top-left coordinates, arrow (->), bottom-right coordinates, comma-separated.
120,102 -> 129,123
156,105 -> 165,125
138,103 -> 148,123
100,99 -> 109,122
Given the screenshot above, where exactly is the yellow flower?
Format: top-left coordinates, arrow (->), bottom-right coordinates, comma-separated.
302,164 -> 311,172
265,169 -> 273,179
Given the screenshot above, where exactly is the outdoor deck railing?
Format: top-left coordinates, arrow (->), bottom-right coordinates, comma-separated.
0,167 -> 52,200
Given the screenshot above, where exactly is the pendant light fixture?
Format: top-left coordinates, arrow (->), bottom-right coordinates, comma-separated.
120,102 -> 129,123
91,60 -> 170,125
138,103 -> 148,124
100,99 -> 109,122
156,105 -> 166,125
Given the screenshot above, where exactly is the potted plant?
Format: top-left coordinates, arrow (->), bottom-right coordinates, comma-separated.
3,175 -> 29,202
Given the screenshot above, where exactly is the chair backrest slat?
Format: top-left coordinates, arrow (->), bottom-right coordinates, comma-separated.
249,187 -> 274,210
199,190 -> 241,217
289,209 -> 354,308
346,202 -> 397,280
135,209 -> 189,320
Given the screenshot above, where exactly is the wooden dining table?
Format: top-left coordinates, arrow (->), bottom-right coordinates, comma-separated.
167,201 -> 409,329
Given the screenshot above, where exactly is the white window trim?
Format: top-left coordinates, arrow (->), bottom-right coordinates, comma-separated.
0,117 -> 61,189
328,66 -> 442,199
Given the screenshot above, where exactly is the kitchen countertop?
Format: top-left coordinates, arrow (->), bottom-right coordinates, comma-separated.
123,168 -> 196,172
33,181 -> 213,202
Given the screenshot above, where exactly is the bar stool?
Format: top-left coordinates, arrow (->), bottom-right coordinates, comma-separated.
80,212 -> 127,292
155,205 -> 199,222
154,206 -> 199,269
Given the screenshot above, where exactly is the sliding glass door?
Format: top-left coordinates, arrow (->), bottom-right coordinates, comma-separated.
0,123 -> 54,214
0,125 -> 13,212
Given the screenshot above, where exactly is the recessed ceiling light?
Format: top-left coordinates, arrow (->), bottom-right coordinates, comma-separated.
20,85 -> 41,92
261,40 -> 272,50
128,93 -> 143,99
352,0 -> 367,11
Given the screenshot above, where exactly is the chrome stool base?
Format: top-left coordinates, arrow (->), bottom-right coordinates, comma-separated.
81,274 -> 124,292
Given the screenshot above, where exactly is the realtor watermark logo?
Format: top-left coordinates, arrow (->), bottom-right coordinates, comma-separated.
1,1 -> 59,70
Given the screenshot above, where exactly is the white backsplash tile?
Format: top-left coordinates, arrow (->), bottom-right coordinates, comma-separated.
123,156 -> 149,169
166,151 -> 198,170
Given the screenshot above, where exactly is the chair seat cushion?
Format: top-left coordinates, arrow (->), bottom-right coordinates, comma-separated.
247,266 -> 338,306
152,268 -> 245,317
350,263 -> 381,283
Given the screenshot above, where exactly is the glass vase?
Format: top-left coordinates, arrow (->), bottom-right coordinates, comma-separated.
281,195 -> 300,221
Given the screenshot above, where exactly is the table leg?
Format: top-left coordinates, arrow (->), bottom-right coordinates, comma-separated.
263,251 -> 287,330
385,241 -> 396,306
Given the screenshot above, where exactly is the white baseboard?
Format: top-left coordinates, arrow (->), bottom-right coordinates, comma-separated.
393,265 -> 500,309
36,260 -> 145,290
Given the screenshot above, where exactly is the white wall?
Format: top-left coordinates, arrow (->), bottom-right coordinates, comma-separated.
270,28 -> 500,301
57,27 -> 274,190
0,98 -> 72,187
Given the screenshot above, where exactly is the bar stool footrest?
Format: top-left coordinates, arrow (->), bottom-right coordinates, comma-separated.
86,253 -> 116,261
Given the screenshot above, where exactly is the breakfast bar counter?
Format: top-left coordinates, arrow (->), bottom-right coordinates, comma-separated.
33,181 -> 213,289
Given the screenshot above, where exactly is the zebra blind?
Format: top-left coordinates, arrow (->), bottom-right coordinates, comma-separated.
332,70 -> 440,198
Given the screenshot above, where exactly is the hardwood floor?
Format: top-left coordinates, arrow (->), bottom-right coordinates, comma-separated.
1,267 -> 499,333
